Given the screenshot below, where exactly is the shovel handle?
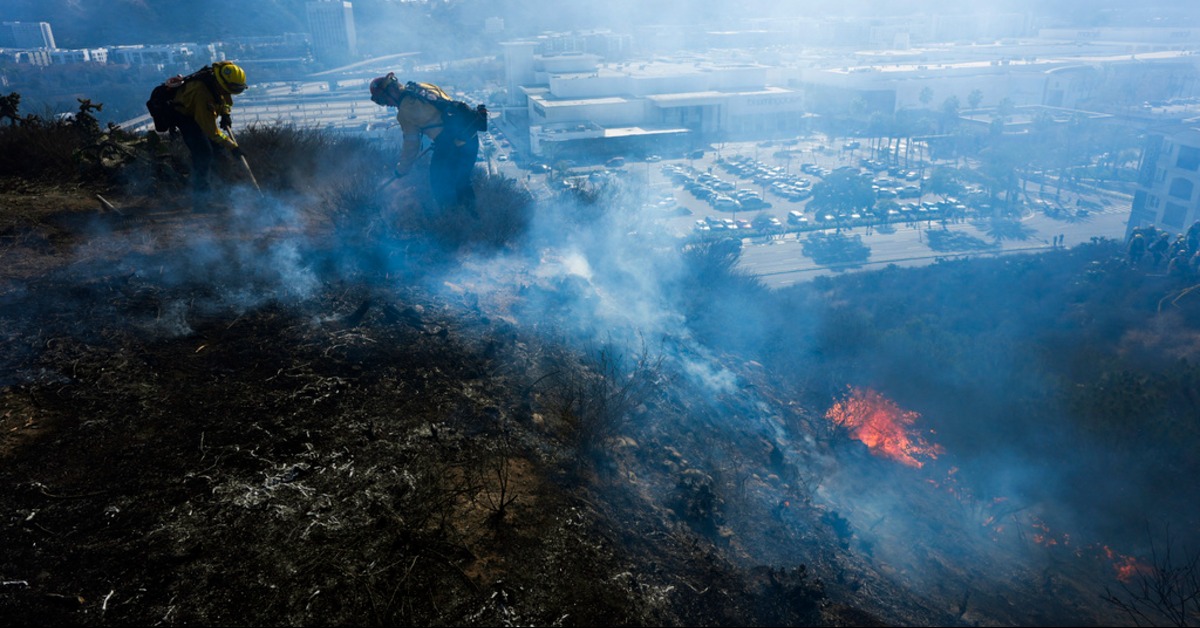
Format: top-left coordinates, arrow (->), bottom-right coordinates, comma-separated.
225,127 -> 263,197
239,155 -> 262,194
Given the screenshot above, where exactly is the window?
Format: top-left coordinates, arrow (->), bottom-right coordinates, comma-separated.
1177,145 -> 1200,171
1168,177 -> 1194,200
1163,202 -> 1188,229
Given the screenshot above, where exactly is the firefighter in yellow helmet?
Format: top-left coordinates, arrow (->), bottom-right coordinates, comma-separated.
368,72 -> 484,213
168,61 -> 248,210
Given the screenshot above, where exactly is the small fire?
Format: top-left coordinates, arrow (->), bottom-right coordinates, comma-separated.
1103,548 -> 1153,582
825,387 -> 944,468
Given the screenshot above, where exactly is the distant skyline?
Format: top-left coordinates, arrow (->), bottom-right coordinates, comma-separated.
3,0 -> 1197,51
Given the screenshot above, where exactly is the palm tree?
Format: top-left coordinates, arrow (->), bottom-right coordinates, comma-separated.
927,166 -> 964,201
809,170 -> 876,222
939,95 -> 960,135
968,89 -> 984,110
867,112 -> 894,164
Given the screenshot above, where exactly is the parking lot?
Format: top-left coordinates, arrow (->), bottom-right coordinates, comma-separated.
479,124 -> 1130,262
638,138 -> 961,239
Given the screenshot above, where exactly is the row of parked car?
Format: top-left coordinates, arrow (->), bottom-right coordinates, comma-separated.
808,198 -> 971,226
663,163 -> 772,212
692,214 -> 784,234
721,155 -> 813,201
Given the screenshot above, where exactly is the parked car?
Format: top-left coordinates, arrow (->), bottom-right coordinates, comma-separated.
712,196 -> 742,211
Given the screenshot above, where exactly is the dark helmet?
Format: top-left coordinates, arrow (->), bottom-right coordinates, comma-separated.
369,72 -> 399,106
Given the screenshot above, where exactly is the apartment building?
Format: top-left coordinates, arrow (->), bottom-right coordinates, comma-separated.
306,0 -> 358,67
2,21 -> 56,50
1130,122 -> 1200,237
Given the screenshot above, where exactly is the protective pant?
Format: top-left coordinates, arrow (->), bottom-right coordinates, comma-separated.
430,134 -> 479,212
175,117 -> 220,201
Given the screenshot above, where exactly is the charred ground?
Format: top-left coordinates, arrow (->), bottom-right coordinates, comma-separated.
2,115 -> 1199,627
0,181 -> 886,626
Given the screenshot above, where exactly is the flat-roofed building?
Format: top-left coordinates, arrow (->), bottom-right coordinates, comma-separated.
504,46 -> 807,159
1130,122 -> 1200,238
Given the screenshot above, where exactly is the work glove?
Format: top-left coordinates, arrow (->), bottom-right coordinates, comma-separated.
220,113 -> 232,130
231,146 -> 245,159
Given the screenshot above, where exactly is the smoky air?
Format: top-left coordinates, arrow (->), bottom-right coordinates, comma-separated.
1,1 -> 1198,626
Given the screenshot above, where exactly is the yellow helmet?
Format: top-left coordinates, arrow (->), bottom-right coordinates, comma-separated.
214,62 -> 247,95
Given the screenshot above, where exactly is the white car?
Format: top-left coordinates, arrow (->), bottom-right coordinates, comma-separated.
712,196 -> 741,211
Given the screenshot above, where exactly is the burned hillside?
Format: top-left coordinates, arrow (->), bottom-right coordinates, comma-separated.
2,117 -> 1198,627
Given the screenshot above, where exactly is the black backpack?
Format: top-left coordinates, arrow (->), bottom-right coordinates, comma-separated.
145,66 -> 215,133
442,99 -> 489,139
403,81 -> 487,140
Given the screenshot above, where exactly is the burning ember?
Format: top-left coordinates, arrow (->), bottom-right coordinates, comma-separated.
825,387 -> 944,468
1103,546 -> 1153,582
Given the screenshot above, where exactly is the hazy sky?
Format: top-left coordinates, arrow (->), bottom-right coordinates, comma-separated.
3,0 -> 1197,50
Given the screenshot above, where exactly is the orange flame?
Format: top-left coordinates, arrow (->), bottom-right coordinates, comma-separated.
825,387 -> 944,468
1112,552 -> 1153,582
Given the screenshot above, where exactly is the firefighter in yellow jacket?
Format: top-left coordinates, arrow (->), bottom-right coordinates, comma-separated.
169,61 -> 247,209
369,72 -> 481,213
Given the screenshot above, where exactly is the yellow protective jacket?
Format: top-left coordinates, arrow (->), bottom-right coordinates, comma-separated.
171,77 -> 237,150
392,83 -> 456,176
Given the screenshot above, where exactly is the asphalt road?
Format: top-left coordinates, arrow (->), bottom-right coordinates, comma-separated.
738,205 -> 1131,287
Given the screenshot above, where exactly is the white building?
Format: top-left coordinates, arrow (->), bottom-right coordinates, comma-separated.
795,48 -> 1200,114
504,45 -> 807,159
306,0 -> 358,66
49,48 -> 106,65
3,21 -> 56,50
501,23 -> 1200,160
0,49 -> 50,66
1129,122 -> 1200,237
105,43 -> 218,68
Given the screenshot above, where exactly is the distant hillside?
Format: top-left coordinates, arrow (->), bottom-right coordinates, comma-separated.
3,0 -> 306,48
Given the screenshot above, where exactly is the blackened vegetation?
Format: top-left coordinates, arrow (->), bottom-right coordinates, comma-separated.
1102,529 -> 1200,627
4,102 -> 1199,627
0,115 -> 836,626
0,264 -> 830,626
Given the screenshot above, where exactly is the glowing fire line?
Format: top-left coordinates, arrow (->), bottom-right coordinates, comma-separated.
825,387 -> 1151,583
825,386 -> 944,468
